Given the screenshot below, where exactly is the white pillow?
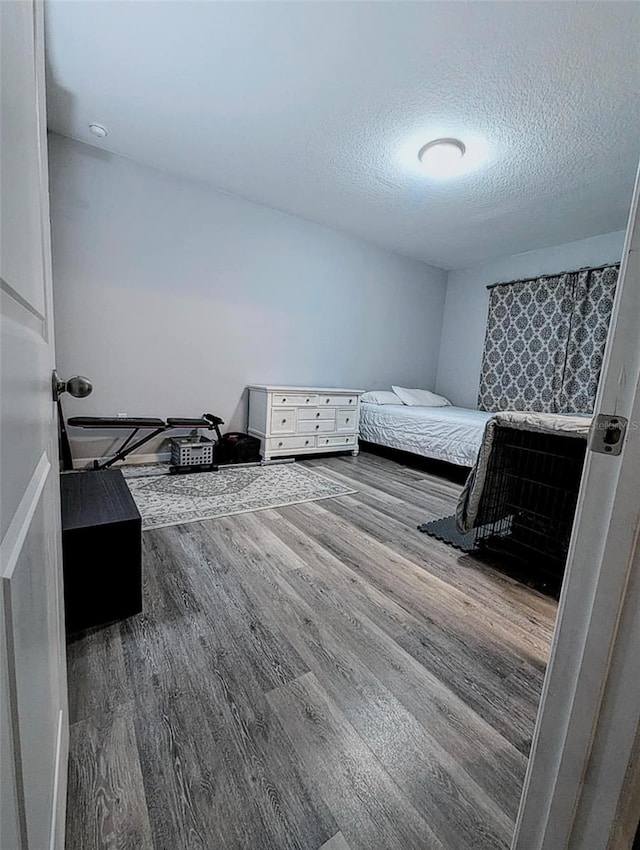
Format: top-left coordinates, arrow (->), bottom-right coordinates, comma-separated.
391,386 -> 451,407
361,390 -> 402,405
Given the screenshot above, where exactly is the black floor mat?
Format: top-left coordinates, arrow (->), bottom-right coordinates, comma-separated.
418,514 -> 561,598
417,514 -> 477,552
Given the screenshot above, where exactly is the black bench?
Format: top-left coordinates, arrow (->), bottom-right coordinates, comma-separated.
66,413 -> 223,469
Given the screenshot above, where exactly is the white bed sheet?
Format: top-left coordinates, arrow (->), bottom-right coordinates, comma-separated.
359,403 -> 492,467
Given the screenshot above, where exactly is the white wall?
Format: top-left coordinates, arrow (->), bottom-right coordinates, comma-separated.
435,231 -> 626,408
49,134 -> 447,460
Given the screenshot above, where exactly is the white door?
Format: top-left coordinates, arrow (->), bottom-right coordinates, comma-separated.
513,166 -> 640,849
1,3 -> 68,850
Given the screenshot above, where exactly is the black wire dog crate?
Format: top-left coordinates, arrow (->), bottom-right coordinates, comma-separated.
474,426 -> 587,593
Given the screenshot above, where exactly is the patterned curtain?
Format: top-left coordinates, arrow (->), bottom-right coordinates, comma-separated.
557,265 -> 619,413
478,264 -> 619,414
478,274 -> 575,412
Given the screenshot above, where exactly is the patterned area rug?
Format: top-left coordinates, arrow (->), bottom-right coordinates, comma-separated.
126,464 -> 356,530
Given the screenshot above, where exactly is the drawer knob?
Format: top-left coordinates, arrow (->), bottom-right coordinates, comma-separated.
315,424 -> 319,430
282,398 -> 286,403
306,398 -> 310,402
316,412 -> 320,418
326,399 -> 330,403
282,419 -> 287,424
278,442 -> 283,447
346,417 -> 350,423
305,440 -> 309,445
349,399 -> 353,404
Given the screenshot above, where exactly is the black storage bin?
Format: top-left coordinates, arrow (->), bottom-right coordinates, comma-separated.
221,432 -> 261,464
61,470 -> 142,632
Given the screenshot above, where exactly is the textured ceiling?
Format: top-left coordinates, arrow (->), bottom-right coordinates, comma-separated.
45,1 -> 640,269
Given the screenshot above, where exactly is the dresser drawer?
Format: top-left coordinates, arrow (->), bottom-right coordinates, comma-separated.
270,410 -> 297,434
317,434 -> 357,449
267,435 -> 315,452
318,394 -> 358,407
272,392 -> 318,407
297,419 -> 335,434
336,408 -> 357,431
297,407 -> 336,421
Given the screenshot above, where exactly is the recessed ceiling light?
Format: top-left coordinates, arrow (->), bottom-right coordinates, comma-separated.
418,138 -> 466,177
89,123 -> 108,138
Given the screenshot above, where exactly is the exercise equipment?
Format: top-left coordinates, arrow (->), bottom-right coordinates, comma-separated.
67,413 -> 224,470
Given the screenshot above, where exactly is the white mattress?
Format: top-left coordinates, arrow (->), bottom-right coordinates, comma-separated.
359,403 -> 492,467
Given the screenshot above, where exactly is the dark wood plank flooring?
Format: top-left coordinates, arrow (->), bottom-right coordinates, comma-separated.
66,452 -> 557,850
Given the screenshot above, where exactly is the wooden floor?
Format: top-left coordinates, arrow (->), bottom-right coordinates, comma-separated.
66,452 -> 557,850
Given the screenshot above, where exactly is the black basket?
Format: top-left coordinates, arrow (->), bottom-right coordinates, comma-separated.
221,432 -> 261,464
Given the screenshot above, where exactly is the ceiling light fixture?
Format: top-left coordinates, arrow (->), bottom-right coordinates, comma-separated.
417,138 -> 466,177
89,123 -> 108,138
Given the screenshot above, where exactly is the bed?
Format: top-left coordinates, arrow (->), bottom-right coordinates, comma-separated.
358,403 -> 492,467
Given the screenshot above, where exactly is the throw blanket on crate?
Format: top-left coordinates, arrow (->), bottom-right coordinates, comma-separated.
456,411 -> 592,533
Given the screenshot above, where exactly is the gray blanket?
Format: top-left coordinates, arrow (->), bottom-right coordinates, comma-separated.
456,411 -> 592,533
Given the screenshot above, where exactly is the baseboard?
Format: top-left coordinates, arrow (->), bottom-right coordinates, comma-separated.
71,453 -> 299,471
72,451 -> 171,470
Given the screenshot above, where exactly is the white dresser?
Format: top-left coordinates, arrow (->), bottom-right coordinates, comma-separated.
247,385 -> 363,461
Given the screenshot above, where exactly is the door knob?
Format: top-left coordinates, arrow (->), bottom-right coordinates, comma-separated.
52,370 -> 93,401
